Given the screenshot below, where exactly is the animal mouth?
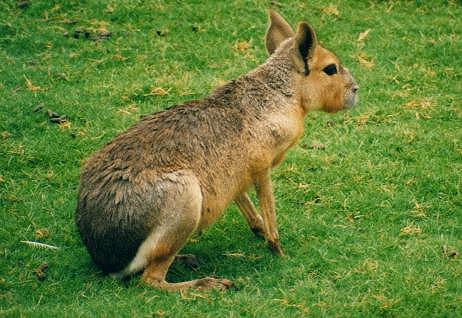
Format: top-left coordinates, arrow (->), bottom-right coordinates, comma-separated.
344,94 -> 357,109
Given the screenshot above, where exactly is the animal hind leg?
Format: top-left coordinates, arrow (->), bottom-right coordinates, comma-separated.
138,172 -> 234,291
142,257 -> 234,291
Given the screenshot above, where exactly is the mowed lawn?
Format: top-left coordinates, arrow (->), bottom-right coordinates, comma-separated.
1,1 -> 461,317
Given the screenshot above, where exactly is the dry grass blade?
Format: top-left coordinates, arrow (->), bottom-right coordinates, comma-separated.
20,240 -> 60,250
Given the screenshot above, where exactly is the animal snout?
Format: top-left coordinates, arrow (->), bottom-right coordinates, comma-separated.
352,85 -> 359,93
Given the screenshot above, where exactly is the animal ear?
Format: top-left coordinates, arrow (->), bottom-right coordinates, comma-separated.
265,10 -> 294,55
291,22 -> 317,75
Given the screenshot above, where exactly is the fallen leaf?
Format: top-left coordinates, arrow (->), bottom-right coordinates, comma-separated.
58,121 -> 71,129
24,76 -> 41,92
363,259 -> 379,271
355,114 -> 370,125
49,117 -> 66,124
322,5 -> 340,17
357,29 -> 371,43
215,79 -> 228,88
399,225 -> 422,236
326,120 -> 336,127
34,263 -> 49,281
54,73 -> 69,81
117,104 -> 138,115
310,142 -> 326,150
442,245 -> 459,259
235,41 -> 250,52
113,53 -> 126,62
50,4 -> 61,12
145,87 -> 168,96
47,110 -> 68,124
403,98 -> 435,110
357,53 -> 374,69
94,27 -> 112,41
411,200 -> 427,218
1,131 -> 11,139
35,229 -> 49,238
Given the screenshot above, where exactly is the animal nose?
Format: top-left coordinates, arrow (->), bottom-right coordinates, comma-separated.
352,85 -> 359,93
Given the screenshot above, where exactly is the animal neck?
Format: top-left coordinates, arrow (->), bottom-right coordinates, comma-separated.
206,51 -> 298,115
248,52 -> 296,98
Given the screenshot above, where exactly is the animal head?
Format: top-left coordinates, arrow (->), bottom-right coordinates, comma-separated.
265,10 -> 358,113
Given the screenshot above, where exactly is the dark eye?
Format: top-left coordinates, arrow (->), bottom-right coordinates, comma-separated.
323,64 -> 337,75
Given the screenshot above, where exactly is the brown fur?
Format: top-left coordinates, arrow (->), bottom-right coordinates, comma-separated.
75,10 -> 358,291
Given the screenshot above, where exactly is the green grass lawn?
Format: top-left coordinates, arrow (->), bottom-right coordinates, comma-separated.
1,0 -> 461,317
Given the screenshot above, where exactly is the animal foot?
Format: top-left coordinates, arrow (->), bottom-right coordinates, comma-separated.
268,240 -> 285,257
194,277 -> 235,291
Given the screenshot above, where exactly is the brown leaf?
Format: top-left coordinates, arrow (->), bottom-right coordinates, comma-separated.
24,76 -> 41,92
235,41 -> 250,52
355,114 -> 370,126
35,229 -> 49,239
399,225 -> 422,236
357,29 -> 371,43
322,5 -> 340,17
117,104 -> 138,115
145,87 -> 169,96
47,110 -> 68,125
106,4 -> 114,13
34,263 -> 49,281
113,54 -> 126,62
95,27 -> 112,40
326,120 -> 336,127
310,142 -> 326,150
58,121 -> 71,129
357,53 -> 374,69
403,98 -> 435,110
1,131 -> 11,139
442,245 -> 459,259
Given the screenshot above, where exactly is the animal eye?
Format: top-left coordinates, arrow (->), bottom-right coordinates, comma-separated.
323,64 -> 337,75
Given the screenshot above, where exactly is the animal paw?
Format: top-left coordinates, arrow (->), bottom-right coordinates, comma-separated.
268,240 -> 285,257
194,277 -> 235,291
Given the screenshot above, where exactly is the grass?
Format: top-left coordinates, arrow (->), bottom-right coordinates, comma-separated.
1,0 -> 461,317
